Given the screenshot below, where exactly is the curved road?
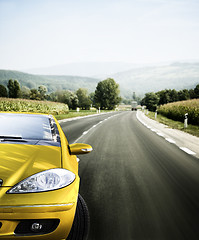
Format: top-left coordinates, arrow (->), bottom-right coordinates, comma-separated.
60,111 -> 199,240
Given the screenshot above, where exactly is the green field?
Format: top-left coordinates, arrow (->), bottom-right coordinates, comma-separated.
55,109 -> 114,120
0,98 -> 113,120
0,98 -> 69,115
158,99 -> 199,126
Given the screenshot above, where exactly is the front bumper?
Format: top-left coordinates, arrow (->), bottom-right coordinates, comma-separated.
0,176 -> 80,240
0,202 -> 76,240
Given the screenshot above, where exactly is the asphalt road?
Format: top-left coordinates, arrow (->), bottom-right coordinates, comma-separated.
60,111 -> 199,240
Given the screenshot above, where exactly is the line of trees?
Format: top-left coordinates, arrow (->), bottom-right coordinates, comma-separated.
0,78 -> 121,110
141,84 -> 199,111
0,79 -> 48,100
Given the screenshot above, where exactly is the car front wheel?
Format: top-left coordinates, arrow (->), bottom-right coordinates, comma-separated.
67,194 -> 90,240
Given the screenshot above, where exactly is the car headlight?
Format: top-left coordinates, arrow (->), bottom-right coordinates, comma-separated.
7,168 -> 76,194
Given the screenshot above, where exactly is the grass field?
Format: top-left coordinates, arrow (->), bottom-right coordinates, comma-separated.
55,109 -> 114,120
0,98 -> 113,119
158,99 -> 199,126
0,98 -> 68,115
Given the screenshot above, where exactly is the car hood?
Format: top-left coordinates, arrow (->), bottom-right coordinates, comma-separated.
0,144 -> 62,187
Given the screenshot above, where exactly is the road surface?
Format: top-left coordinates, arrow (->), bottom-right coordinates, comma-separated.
60,111 -> 199,240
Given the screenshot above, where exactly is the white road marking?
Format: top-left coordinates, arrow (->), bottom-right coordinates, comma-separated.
165,138 -> 176,144
179,147 -> 196,155
157,132 -> 164,137
73,114 -> 119,143
151,129 -> 157,132
136,111 -> 198,157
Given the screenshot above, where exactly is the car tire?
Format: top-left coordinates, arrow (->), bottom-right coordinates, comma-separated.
67,194 -> 90,240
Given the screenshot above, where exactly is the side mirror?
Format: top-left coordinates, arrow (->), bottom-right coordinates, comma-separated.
69,143 -> 93,155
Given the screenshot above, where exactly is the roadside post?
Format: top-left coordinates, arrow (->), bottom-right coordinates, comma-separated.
77,107 -> 80,112
99,107 -> 101,113
184,113 -> 188,128
155,110 -> 157,119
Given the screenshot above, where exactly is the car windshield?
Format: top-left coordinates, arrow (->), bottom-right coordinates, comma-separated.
0,113 -> 54,141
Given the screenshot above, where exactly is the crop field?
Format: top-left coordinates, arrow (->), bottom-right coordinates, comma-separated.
0,98 -> 69,115
158,99 -> 199,126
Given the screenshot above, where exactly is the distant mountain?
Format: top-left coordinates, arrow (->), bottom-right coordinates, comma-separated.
110,62 -> 199,98
0,70 -> 99,93
0,62 -> 199,98
24,62 -> 137,77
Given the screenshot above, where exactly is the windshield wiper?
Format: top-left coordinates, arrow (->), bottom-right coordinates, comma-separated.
0,136 -> 22,139
0,136 -> 28,142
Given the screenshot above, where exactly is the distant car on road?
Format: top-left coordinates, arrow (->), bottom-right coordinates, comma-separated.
0,112 -> 92,240
131,101 -> 138,111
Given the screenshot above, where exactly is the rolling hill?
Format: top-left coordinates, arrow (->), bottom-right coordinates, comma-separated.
0,70 -> 99,93
24,62 -> 136,77
111,62 -> 199,98
0,62 -> 199,98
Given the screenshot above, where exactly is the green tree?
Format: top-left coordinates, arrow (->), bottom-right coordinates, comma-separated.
194,84 -> 199,98
21,86 -> 31,99
38,85 -> 47,100
89,92 -> 95,107
94,78 -> 121,110
189,89 -> 196,99
157,90 -> 170,105
122,98 -> 132,105
30,89 -> 41,100
7,79 -> 15,98
169,89 -> 179,102
13,80 -> 21,98
141,92 -> 159,111
76,88 -> 91,110
55,90 -> 78,110
48,92 -> 58,102
0,85 -> 8,97
178,89 -> 190,101
7,79 -> 21,98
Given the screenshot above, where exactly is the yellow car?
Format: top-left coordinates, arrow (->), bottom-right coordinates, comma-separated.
0,112 -> 92,240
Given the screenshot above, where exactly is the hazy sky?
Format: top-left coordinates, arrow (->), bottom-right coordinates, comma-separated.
0,0 -> 199,70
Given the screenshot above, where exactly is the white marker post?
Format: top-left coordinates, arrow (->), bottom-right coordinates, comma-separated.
184,113 -> 188,128
155,110 -> 157,119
